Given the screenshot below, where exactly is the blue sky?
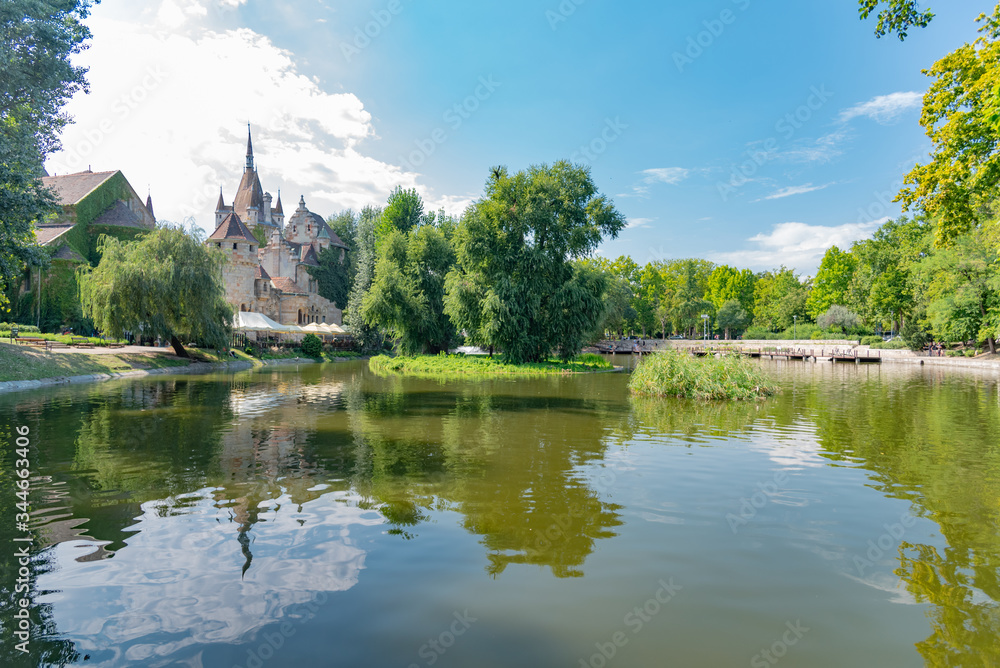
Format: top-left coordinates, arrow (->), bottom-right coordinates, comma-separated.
48,0 -> 992,274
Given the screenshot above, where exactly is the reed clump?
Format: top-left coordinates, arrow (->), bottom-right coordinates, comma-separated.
628,349 -> 778,401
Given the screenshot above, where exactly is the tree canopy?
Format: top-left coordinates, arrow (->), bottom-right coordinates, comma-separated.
858,0 -> 934,41
362,221 -> 456,355
445,162 -> 625,362
78,226 -> 232,357
1,0 -> 98,304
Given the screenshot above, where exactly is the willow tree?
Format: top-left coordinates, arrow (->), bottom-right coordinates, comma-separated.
78,226 -> 232,357
445,162 -> 625,363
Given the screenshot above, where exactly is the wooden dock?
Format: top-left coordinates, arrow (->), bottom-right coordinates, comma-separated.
688,347 -> 882,364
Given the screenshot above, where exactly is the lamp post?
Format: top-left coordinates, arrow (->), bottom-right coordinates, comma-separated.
701,314 -> 709,341
793,314 -> 797,339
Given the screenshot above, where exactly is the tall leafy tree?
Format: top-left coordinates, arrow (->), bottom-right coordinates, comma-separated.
78,226 -> 232,357
753,267 -> 809,331
362,224 -> 456,355
375,186 -> 424,248
1,0 -> 98,305
445,162 -> 625,363
716,299 -> 750,340
806,245 -> 858,319
327,209 -> 359,289
848,215 -> 933,331
916,228 -> 999,353
346,205 -> 382,350
896,5 -> 1000,243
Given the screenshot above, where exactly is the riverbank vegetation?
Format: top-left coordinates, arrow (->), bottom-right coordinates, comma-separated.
0,342 -> 249,383
369,352 -> 613,377
629,350 -> 778,401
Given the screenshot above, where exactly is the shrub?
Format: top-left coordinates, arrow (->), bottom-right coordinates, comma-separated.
871,338 -> 907,349
301,333 -> 323,357
575,352 -> 612,368
900,319 -> 931,351
860,336 -> 883,347
628,349 -> 778,401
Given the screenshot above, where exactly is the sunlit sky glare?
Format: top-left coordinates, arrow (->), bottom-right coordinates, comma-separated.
47,0 -> 991,275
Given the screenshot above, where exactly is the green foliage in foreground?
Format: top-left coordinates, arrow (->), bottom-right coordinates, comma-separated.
629,349 -> 778,401
369,353 -> 613,377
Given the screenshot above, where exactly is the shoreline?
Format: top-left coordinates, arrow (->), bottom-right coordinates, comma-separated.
0,355 -> 341,395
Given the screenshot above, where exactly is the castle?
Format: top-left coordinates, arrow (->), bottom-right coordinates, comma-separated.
207,127 -> 348,326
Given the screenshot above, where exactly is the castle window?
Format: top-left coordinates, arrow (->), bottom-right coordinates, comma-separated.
233,243 -> 238,250
216,242 -> 221,248
250,245 -> 255,252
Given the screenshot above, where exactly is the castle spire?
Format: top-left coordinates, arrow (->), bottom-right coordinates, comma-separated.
146,189 -> 154,219
216,187 -> 226,212
245,123 -> 254,172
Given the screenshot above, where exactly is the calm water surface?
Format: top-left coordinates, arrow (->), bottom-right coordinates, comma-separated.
2,358 -> 999,667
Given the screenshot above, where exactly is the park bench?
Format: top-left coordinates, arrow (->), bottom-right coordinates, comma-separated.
15,336 -> 49,349
71,337 -> 94,348
47,340 -> 70,350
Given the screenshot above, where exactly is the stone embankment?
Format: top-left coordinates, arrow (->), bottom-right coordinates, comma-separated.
596,339 -> 1000,372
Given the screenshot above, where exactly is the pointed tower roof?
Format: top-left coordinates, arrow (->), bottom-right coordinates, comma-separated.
207,211 -> 259,244
216,188 -> 226,212
273,190 -> 283,214
233,169 -> 264,214
145,191 -> 154,218
245,123 -> 254,172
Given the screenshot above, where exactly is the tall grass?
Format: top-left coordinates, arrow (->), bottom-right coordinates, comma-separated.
629,349 -> 778,401
369,353 -> 613,377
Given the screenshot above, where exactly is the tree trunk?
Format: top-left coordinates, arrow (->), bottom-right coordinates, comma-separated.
170,335 -> 189,358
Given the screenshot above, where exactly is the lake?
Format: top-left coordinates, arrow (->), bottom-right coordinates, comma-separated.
2,358 -> 999,667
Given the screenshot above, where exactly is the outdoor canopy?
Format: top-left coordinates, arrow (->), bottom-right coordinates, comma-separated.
234,311 -> 304,333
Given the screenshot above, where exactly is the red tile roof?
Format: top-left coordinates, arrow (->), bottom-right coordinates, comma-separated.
207,212 -> 259,244
270,277 -> 306,294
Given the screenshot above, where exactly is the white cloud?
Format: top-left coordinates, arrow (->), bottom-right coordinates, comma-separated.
47,1 -> 460,235
839,92 -> 923,125
622,167 -> 689,197
625,217 -> 654,230
640,167 -> 689,185
708,220 -> 880,275
756,183 -> 832,202
777,130 -> 847,164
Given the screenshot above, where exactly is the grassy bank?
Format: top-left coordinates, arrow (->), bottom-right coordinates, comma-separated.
0,342 -> 256,383
369,353 -> 613,377
629,349 -> 778,401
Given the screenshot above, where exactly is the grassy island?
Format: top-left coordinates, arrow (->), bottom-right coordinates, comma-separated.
629,349 -> 778,401
369,353 -> 614,377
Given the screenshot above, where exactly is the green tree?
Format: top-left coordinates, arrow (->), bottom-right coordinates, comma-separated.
78,226 -> 232,357
705,264 -> 756,316
346,205 -> 383,350
716,299 -> 750,339
858,0 -> 934,40
376,186 -> 424,248
848,215 -> 933,332
445,162 -> 625,363
807,245 -> 858,319
327,209 -> 359,289
752,267 -> 808,331
1,0 -> 98,304
307,244 -> 351,310
362,223 -> 456,355
817,304 -> 861,332
916,228 -> 999,352
896,6 -> 1000,243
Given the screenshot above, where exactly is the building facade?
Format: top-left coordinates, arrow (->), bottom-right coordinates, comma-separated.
207,127 -> 348,326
